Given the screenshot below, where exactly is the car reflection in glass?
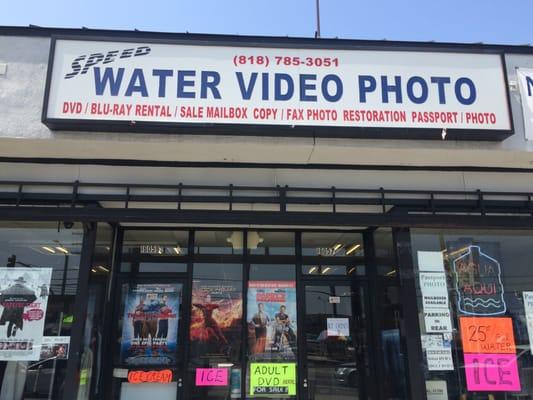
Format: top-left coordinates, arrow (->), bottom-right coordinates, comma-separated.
334,362 -> 357,387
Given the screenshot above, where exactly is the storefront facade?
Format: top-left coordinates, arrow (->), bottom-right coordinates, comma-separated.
2,26 -> 533,400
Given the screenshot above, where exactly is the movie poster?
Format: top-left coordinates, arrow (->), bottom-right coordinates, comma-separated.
0,267 -> 52,361
120,283 -> 181,365
189,281 -> 242,359
247,281 -> 297,361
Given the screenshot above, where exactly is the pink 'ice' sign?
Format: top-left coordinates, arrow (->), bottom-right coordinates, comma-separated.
195,368 -> 229,386
464,353 -> 521,391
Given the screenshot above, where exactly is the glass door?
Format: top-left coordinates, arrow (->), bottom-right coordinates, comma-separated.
300,282 -> 368,400
113,278 -> 187,400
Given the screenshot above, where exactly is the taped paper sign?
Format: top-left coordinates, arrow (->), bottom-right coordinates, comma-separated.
424,309 -> 452,333
40,336 -> 70,360
421,334 -> 443,350
195,368 -> 229,386
327,318 -> 350,337
426,380 -> 448,400
464,353 -> 521,392
459,317 -> 515,354
419,272 -> 449,309
249,363 -> 296,396
417,251 -> 445,272
426,347 -> 454,371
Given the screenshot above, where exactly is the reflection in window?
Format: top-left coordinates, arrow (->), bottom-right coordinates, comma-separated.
248,232 -> 295,255
377,285 -> 405,399
303,265 -> 364,276
195,231 -> 243,255
138,263 -> 187,273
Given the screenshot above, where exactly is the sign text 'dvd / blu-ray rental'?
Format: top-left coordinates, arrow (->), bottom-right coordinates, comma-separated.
43,38 -> 512,138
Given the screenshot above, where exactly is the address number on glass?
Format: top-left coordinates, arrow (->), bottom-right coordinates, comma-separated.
316,247 -> 340,256
140,245 -> 182,255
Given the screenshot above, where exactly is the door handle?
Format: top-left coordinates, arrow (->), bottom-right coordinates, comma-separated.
178,378 -> 183,387
303,378 -> 308,388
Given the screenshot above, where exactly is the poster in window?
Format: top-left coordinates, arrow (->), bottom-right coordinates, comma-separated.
247,281 -> 297,361
446,241 -> 506,316
0,267 -> 52,361
120,283 -> 181,366
40,336 -> 70,360
190,281 -> 242,359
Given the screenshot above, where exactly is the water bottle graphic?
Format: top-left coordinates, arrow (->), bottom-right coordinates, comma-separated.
452,245 -> 506,316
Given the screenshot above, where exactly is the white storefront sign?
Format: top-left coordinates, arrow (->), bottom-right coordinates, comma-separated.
419,272 -> 449,309
327,318 -> 350,337
424,308 -> 452,333
426,347 -> 454,371
426,380 -> 449,399
417,251 -> 445,272
523,291 -> 533,346
421,334 -> 443,349
44,39 -> 511,135
517,68 -> 533,140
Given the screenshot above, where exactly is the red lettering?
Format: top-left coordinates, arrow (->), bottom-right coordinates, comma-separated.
128,369 -> 172,384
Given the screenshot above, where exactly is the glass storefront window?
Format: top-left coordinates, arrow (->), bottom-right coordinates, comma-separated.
248,232 -> 295,256
246,264 -> 297,399
195,231 -> 243,255
138,263 -> 187,273
0,221 -> 83,400
374,229 -> 398,277
410,229 -> 533,399
122,230 -> 189,257
302,232 -> 364,257
77,223 -> 112,400
121,230 -> 189,272
376,283 -> 406,399
189,263 -> 243,399
303,284 -> 364,399
114,279 -> 184,400
110,228 -> 387,399
302,264 -> 361,276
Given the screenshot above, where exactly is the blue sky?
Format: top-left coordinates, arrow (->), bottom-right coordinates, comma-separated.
2,0 -> 532,45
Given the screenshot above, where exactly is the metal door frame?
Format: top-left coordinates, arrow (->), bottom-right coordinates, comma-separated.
103,226 -> 193,400
298,277 -> 371,400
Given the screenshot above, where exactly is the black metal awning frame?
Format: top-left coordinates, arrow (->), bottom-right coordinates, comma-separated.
1,180 -> 533,229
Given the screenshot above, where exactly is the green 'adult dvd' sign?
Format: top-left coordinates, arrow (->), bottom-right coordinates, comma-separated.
249,362 -> 296,396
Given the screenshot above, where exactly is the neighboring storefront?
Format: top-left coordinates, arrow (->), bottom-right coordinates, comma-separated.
2,26 -> 533,400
